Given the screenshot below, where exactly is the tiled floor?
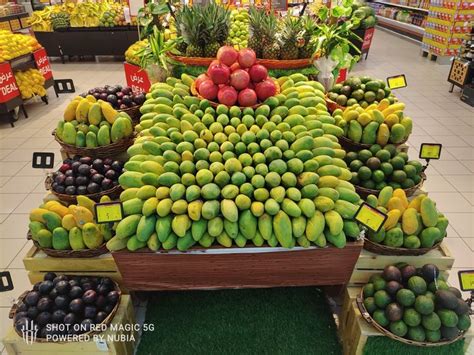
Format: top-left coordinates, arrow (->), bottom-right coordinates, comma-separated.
0,28 -> 473,352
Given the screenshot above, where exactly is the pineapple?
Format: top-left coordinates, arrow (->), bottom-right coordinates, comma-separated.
248,6 -> 265,57
261,13 -> 280,59
180,6 -> 204,57
279,17 -> 302,60
202,2 -> 230,57
299,15 -> 317,58
174,10 -> 188,54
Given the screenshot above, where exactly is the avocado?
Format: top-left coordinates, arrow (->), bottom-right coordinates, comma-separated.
363,283 -> 375,297
415,295 -> 434,315
365,80 -> 381,92
374,290 -> 391,308
364,297 -> 377,314
336,94 -> 348,106
367,157 -> 382,170
437,309 -> 459,327
422,312 -> 441,331
408,325 -> 426,342
435,290 -> 459,310
396,288 -> 416,307
454,298 -> 470,316
340,85 -> 352,97
403,308 -> 421,326
440,325 -> 460,340
389,320 -> 408,337
373,309 -> 389,327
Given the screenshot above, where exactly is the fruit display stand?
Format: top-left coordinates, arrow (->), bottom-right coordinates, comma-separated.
2,295 -> 135,355
348,241 -> 454,286
0,48 -> 56,127
338,287 -> 474,355
35,27 -> 139,63
111,240 -> 363,291
22,245 -> 123,288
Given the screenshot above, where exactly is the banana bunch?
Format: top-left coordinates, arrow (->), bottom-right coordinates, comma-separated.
29,8 -> 54,32
125,39 -> 148,65
70,1 -> 100,27
14,69 -> 47,99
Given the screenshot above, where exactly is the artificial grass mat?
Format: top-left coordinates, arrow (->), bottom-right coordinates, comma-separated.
364,336 -> 465,355
137,287 -> 341,355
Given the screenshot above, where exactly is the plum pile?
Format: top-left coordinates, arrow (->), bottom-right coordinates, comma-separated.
82,85 -> 146,110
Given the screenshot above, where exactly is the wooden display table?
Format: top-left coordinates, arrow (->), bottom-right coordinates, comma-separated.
112,240 -> 363,291
3,295 -> 136,355
348,241 -> 454,286
339,287 -> 474,355
23,245 -> 122,287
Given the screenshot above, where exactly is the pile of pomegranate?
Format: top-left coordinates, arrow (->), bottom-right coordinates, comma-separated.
195,46 -> 277,107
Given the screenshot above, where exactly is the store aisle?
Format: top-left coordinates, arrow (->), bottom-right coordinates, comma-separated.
0,29 -> 473,352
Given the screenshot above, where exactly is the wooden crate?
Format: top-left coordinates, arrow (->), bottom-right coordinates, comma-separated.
23,246 -> 123,287
112,240 -> 363,291
3,295 -> 136,355
339,287 -> 474,355
349,241 -> 454,286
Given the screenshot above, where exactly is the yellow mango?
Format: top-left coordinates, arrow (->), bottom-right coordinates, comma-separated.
384,114 -> 399,128
63,100 -> 80,122
62,214 -> 76,230
407,194 -> 427,212
357,113 -> 373,127
384,209 -> 402,230
29,208 -> 49,223
69,205 -> 94,228
402,208 -> 419,235
393,189 -> 409,208
76,195 -> 96,217
376,123 -> 390,146
387,197 -> 406,214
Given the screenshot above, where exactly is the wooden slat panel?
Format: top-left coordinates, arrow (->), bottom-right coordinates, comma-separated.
113,241 -> 363,291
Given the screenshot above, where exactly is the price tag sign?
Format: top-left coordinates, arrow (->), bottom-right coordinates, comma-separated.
123,62 -> 151,94
387,74 -> 407,90
0,62 -> 20,103
355,203 -> 387,233
419,143 -> 442,160
457,270 -> 474,291
362,27 -> 375,51
33,48 -> 53,81
95,202 -> 123,224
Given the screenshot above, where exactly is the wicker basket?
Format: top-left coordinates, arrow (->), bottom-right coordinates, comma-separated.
118,105 -> 142,124
190,80 -> 280,109
339,135 -> 408,152
27,232 -> 109,258
355,173 -> 426,199
356,290 -> 465,347
45,175 -> 122,203
363,237 -> 443,256
53,130 -> 134,159
168,53 -> 314,69
9,278 -> 121,343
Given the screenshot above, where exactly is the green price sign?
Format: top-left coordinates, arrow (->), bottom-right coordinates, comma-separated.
458,270 -> 474,291
355,203 -> 388,233
419,143 -> 442,160
95,202 -> 123,224
387,74 -> 407,89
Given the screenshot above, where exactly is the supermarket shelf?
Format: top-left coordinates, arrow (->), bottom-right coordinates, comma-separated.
0,12 -> 29,22
374,1 -> 429,13
376,15 -> 425,37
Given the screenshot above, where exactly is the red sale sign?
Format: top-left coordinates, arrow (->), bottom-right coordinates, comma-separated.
33,48 -> 53,80
0,62 -> 20,103
124,62 -> 151,93
362,27 -> 375,51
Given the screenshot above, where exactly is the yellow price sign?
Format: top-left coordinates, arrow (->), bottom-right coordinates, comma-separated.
458,270 -> 474,291
387,74 -> 407,90
95,202 -> 123,224
355,203 -> 387,233
420,143 -> 442,160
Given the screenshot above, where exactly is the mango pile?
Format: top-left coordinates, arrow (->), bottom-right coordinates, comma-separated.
56,96 -> 133,148
366,187 -> 448,249
332,100 -> 413,145
29,196 -> 113,251
345,144 -> 423,191
107,73 -> 364,252
14,69 -> 47,99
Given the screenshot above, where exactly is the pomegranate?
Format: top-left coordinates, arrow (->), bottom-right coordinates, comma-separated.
208,60 -> 220,71
195,73 -> 209,90
198,79 -> 218,100
249,64 -> 268,83
217,86 -> 238,106
255,79 -> 277,101
238,48 -> 257,68
248,81 -> 255,90
230,62 -> 241,72
217,46 -> 239,66
208,63 -> 230,85
230,69 -> 250,90
238,88 -> 257,107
